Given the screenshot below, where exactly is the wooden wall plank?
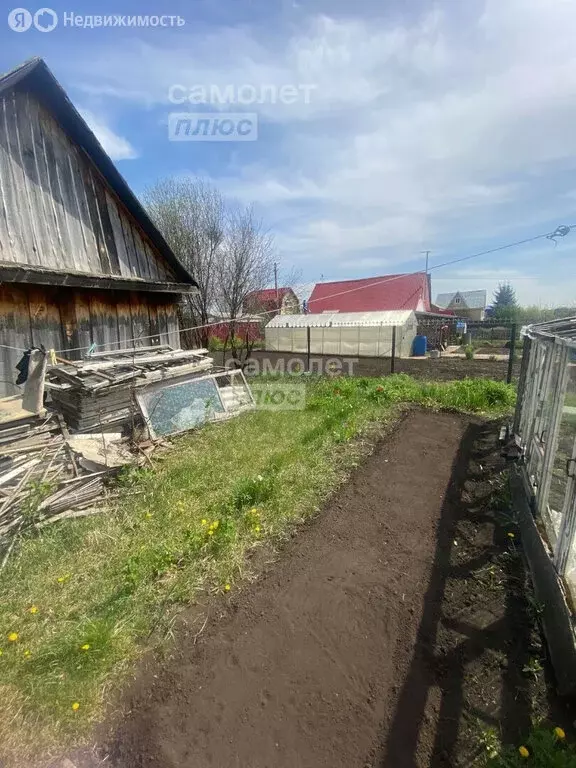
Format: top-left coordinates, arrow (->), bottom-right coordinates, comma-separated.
1,94 -> 37,265
13,91 -> 58,269
115,293 -> 133,347
27,285 -> 65,352
166,303 -> 181,350
91,172 -> 120,274
59,290 -> 92,360
42,111 -> 78,271
0,97 -> 18,263
147,302 -> 161,346
54,139 -> 89,272
67,151 -> 101,274
144,240 -> 160,281
152,299 -> 170,346
129,292 -> 151,347
0,285 -> 31,396
89,293 -> 120,352
35,104 -> 67,266
120,214 -> 140,277
25,94 -> 60,268
81,165 -> 112,274
131,226 -> 152,280
106,193 -> 132,277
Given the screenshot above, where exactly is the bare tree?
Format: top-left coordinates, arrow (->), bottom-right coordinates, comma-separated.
216,206 -> 276,367
144,178 -> 224,347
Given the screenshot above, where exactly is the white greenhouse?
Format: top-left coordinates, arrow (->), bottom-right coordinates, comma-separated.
514,317 -> 576,593
265,311 -> 418,358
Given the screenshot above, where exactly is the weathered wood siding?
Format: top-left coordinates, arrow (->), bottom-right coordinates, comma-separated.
0,286 -> 180,396
0,88 -> 175,280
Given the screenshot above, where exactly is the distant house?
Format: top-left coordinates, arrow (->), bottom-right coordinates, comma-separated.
243,287 -> 300,317
308,273 -> 431,314
435,290 -> 487,321
0,57 -> 198,396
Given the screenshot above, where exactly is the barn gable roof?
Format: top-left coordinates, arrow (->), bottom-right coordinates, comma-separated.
0,57 -> 197,289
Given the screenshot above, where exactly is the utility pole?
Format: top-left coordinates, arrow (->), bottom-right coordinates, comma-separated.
421,250 -> 431,274
274,262 -> 279,307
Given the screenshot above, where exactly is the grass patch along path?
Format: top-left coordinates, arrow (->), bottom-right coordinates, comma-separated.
0,375 -> 515,765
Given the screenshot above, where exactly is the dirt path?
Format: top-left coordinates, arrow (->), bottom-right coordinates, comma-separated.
105,410 -> 483,768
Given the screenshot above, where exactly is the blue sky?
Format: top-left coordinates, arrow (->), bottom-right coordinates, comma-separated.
2,0 -> 576,306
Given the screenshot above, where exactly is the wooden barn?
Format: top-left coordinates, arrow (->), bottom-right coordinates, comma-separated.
0,57 -> 198,396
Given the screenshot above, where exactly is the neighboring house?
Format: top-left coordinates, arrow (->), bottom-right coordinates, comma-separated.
0,58 -> 198,396
308,273 -> 432,314
243,287 -> 300,317
435,290 -> 487,321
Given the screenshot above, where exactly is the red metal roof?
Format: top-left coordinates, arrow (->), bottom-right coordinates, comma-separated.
308,273 -> 431,313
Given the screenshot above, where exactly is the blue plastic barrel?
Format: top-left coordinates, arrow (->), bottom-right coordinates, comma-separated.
413,335 -> 427,357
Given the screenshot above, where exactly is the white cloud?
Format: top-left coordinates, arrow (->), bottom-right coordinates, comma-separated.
62,0 -> 576,302
78,109 -> 138,161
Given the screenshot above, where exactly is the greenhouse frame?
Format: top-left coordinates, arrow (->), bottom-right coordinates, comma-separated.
265,310 -> 418,358
514,317 -> 576,598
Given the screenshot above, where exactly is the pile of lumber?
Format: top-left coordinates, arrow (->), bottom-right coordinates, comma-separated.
0,407 -> 116,552
46,346 -> 213,432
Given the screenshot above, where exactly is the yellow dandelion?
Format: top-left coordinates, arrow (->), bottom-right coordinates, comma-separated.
507,532 -> 515,538
23,650 -> 31,658
7,632 -> 18,643
518,746 -> 529,758
554,727 -> 566,740
57,574 -> 71,584
224,584 -> 231,592
80,644 -> 90,651
0,650 -> 3,656
255,526 -> 261,533
208,530 -> 214,536
201,519 -> 207,526
250,507 -> 258,515
28,605 -> 39,615
212,521 -> 219,529
71,702 -> 80,712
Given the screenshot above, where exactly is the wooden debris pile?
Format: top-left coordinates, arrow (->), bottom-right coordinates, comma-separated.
45,345 -> 213,432
0,393 -> 152,553
0,406 -> 113,551
0,345 -> 254,557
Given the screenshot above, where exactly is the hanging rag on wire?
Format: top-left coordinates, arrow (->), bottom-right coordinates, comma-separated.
15,347 -> 48,414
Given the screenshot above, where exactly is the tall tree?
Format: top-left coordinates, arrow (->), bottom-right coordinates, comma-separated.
144,177 -> 276,353
216,205 -> 275,366
492,282 -> 519,322
144,178 -> 224,347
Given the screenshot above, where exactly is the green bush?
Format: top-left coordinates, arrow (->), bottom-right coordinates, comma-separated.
464,344 -> 475,360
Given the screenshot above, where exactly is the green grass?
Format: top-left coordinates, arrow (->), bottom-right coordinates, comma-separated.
0,374 -> 515,765
485,725 -> 576,766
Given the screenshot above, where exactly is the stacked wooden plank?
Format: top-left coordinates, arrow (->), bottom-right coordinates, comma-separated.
0,406 -> 153,553
46,346 -> 214,433
0,408 -> 103,547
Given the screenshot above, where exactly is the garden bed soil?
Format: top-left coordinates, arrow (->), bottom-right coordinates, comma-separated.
218,350 -> 521,382
69,410 -> 572,768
